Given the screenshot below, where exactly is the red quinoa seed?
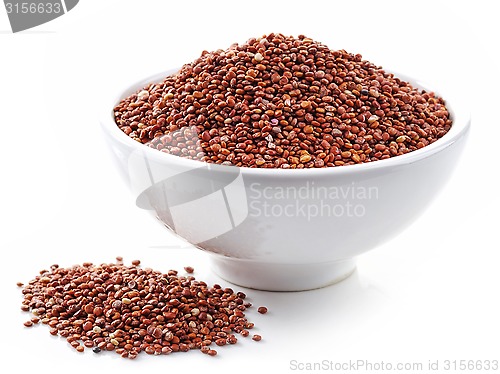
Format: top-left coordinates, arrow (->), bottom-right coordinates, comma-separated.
257,306 -> 268,314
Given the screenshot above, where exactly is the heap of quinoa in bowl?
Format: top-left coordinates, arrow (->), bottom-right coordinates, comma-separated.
113,33 -> 451,169
103,33 -> 468,291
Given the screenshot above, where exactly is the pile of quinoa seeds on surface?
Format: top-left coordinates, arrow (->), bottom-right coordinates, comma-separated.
114,33 -> 452,169
18,258 -> 266,359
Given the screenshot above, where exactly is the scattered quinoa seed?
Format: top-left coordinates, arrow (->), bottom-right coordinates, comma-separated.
252,335 -> 262,341
18,259 -> 265,358
258,306 -> 268,314
184,266 -> 194,274
201,346 -> 210,354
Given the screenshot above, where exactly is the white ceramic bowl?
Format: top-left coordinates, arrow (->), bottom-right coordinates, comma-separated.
101,68 -> 470,291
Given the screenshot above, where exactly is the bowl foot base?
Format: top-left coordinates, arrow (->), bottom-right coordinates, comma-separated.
209,256 -> 356,291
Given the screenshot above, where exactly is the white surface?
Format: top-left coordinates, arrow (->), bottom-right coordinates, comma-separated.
1,0 -> 498,373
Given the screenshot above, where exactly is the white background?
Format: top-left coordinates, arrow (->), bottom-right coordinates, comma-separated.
1,1 -> 499,373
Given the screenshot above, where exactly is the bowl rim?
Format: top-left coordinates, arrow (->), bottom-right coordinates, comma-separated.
100,68 -> 471,177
